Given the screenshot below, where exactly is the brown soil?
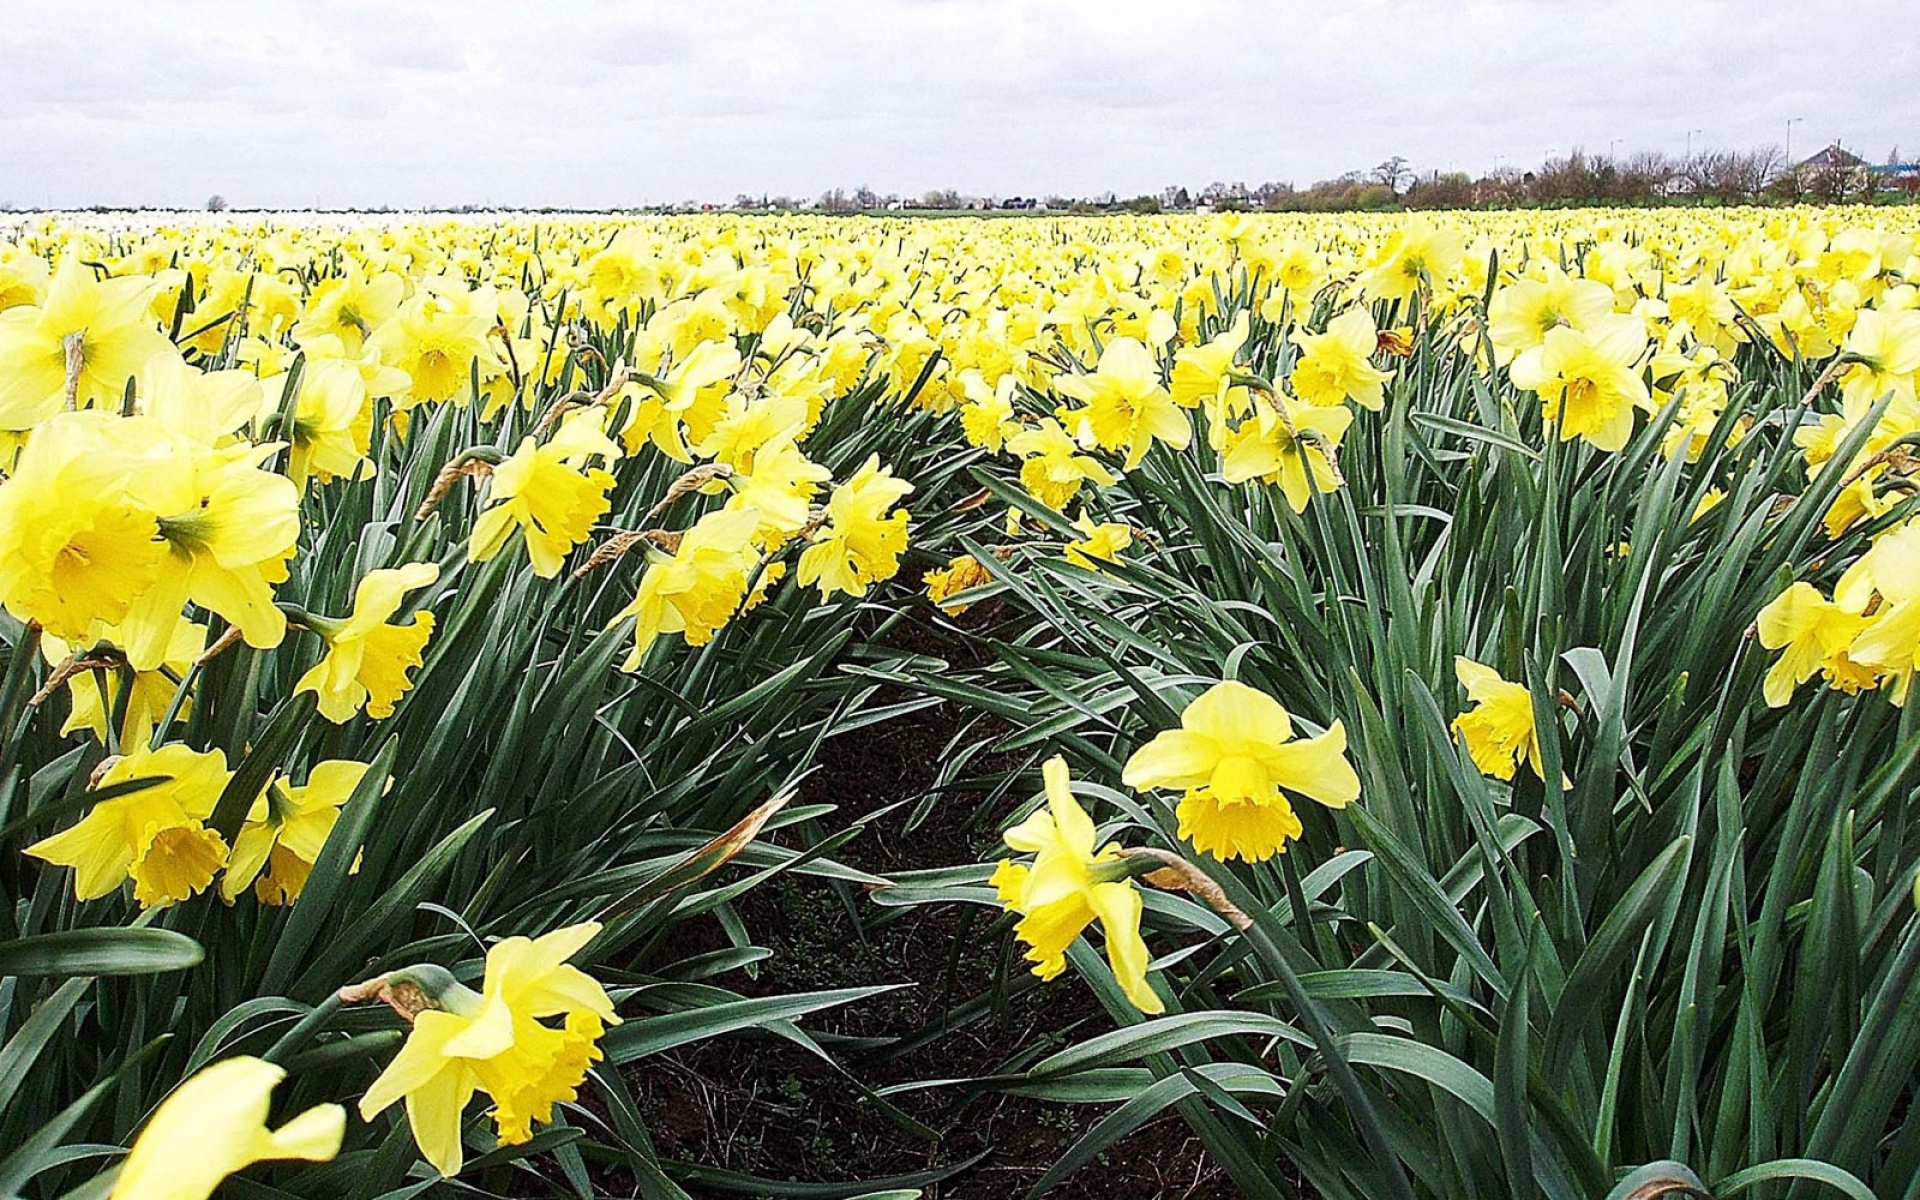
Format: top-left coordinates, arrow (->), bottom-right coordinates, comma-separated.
625,603 -> 1241,1199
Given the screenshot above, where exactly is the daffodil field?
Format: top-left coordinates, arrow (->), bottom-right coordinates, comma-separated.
0,207 -> 1916,1200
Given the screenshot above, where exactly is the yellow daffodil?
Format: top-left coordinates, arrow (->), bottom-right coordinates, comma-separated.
1122,680 -> 1358,862
613,508 -> 763,666
469,438 -> 617,578
224,760 -> 378,904
294,563 -> 439,722
359,923 -> 621,1177
924,553 -> 993,614
1451,657 -> 1552,781
26,743 -> 232,908
0,258 -> 176,429
1508,313 -> 1651,452
798,455 -> 913,598
1056,336 -> 1191,469
1064,512 -> 1132,570
1008,417 -> 1117,512
110,1057 -> 343,1200
1290,307 -> 1392,410
991,756 -> 1162,1013
1220,393 -> 1351,513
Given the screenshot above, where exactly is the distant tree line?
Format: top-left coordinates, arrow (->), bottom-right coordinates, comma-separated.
759,142 -> 1918,216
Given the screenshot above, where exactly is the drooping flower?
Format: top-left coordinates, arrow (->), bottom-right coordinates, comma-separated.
294,564 -> 439,722
1055,336 -> 1191,469
1508,314 -> 1651,452
797,455 -> 913,598
1007,417 -> 1117,512
358,923 -> 621,1177
45,622 -> 205,748
924,553 -> 993,614
1756,582 -> 1872,707
110,1057 -> 344,1200
469,438 -> 617,578
613,508 -> 763,667
26,743 -> 232,908
1451,657 -> 1553,781
1219,393 -> 1351,513
1290,307 -> 1392,410
991,756 -> 1162,1014
223,760 -> 378,904
1064,512 -> 1132,571
1123,680 -> 1358,862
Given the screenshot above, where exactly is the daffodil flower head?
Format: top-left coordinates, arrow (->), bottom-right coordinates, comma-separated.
992,757 -> 1162,1014
1064,511 -> 1131,571
797,454 -> 913,599
469,438 -> 617,578
358,923 -> 620,1178
1007,417 -> 1116,512
1219,392 -> 1351,513
224,760 -> 378,904
26,743 -> 232,908
1451,657 -> 1553,781
294,563 -> 439,723
110,1057 -> 344,1200
1055,336 -> 1191,469
1508,313 -> 1651,453
1122,680 -> 1359,863
1289,306 -> 1392,411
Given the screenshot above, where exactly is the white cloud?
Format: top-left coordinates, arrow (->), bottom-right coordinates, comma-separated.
0,0 -> 1911,207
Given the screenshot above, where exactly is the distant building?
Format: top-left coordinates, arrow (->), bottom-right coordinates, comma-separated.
1795,144 -> 1867,173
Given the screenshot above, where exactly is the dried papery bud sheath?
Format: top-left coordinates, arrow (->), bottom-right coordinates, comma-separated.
1112,846 -> 1252,931
414,447 -> 508,521
644,462 -> 734,522
338,964 -> 480,1023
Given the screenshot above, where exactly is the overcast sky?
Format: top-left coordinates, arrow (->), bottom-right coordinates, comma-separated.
2,0 -> 1913,209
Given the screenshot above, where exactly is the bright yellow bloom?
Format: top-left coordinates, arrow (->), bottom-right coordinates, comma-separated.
1837,307 -> 1920,417
1056,336 -> 1190,469
224,760 -> 376,904
1123,680 -> 1358,862
1290,307 -> 1392,411
0,412 -> 169,642
727,437 -> 831,540
614,508 -> 763,667
469,438 -> 617,578
1007,417 -> 1117,512
110,1057 -> 343,1200
1834,517 -> 1920,701
0,258 -> 175,429
1064,512 -> 1131,570
620,340 -> 741,462
1508,313 -> 1650,452
958,370 -> 1020,453
991,756 -> 1162,1013
1486,263 -> 1616,365
1170,313 -> 1251,427
798,455 -> 913,598
1756,582 -> 1872,707
1220,393 -> 1351,513
294,564 -> 439,722
26,743 -> 232,908
369,280 -> 503,408
1451,657 -> 1551,781
359,923 -> 620,1177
